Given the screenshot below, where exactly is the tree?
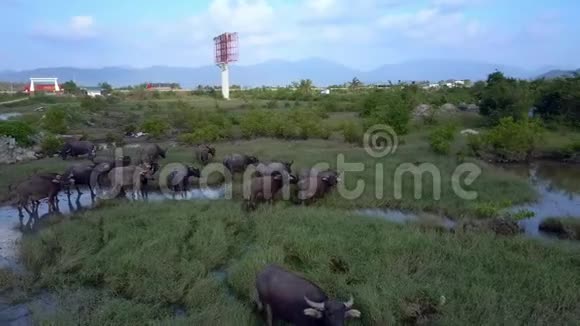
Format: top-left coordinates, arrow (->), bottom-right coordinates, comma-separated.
62,80 -> 80,95
292,79 -> 314,99
349,77 -> 363,89
478,72 -> 531,125
99,82 -> 113,95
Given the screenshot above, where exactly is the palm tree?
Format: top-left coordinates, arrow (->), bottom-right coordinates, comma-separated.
349,77 -> 363,89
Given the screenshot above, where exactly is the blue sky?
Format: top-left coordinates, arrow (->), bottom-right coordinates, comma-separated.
1,0 -> 579,70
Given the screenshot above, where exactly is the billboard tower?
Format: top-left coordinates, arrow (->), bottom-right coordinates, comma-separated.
214,32 -> 238,100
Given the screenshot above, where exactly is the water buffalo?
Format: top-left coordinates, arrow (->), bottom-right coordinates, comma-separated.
223,154 -> 259,174
138,144 -> 167,170
255,160 -> 293,177
244,172 -> 297,211
297,170 -> 341,205
255,264 -> 361,326
60,140 -> 97,160
166,165 -> 201,193
195,144 -> 216,165
63,162 -> 98,197
107,164 -> 155,199
13,173 -> 74,220
92,155 -> 132,168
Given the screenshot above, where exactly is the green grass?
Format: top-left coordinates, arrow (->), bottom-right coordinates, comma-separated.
16,201 -> 580,325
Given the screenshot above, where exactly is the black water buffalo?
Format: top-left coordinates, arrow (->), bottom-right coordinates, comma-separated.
63,162 -> 97,197
13,173 -> 74,220
60,140 -> 97,160
297,170 -> 340,205
244,173 -> 297,211
166,165 -> 201,193
138,144 -> 167,167
107,164 -> 155,199
255,264 -> 361,326
223,154 -> 259,174
195,144 -> 216,165
92,155 -> 132,168
255,160 -> 293,177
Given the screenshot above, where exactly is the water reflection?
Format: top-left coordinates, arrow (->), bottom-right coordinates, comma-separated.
0,112 -> 22,121
501,162 -> 580,237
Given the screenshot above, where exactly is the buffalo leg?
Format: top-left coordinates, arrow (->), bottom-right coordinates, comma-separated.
76,185 -> 83,196
89,184 -> 95,198
265,304 -> 273,326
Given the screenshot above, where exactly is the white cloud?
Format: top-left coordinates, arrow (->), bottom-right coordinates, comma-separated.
88,0 -> 572,69
31,15 -> 98,41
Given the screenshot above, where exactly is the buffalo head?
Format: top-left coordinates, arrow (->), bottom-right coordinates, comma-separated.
187,165 -> 201,178
246,155 -> 259,165
304,296 -> 361,326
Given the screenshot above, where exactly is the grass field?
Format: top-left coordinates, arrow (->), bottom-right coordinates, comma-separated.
9,201 -> 580,325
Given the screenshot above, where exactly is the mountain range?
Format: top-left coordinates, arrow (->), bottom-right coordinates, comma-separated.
0,58 -> 573,87
536,69 -> 580,79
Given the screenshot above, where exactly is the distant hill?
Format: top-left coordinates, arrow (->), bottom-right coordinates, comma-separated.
0,59 -> 564,87
536,69 -> 580,79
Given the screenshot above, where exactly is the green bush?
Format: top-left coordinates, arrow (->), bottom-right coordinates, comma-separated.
178,125 -> 225,144
0,120 -> 35,146
239,109 -> 272,138
341,121 -> 363,144
81,96 -> 106,112
141,118 -> 170,139
429,124 -> 458,155
42,107 -> 68,134
483,117 -> 543,161
40,134 -> 64,155
265,100 -> 278,109
367,102 -> 411,135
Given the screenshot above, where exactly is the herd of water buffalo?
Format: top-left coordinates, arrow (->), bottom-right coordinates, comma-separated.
9,140 -> 341,219
7,140 -> 361,325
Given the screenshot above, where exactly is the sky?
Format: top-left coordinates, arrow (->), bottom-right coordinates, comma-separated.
1,0 -> 579,71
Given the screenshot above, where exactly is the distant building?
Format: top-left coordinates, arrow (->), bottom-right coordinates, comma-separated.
23,78 -> 63,94
81,87 -> 104,98
320,89 -> 331,95
146,83 -> 179,91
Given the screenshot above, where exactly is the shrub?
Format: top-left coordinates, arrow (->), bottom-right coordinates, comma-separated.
367,102 -> 411,135
40,134 -> 64,155
178,125 -> 224,144
341,121 -> 363,144
42,107 -> 68,134
105,132 -> 125,146
483,117 -> 543,161
265,100 -> 278,109
239,109 -> 271,138
320,97 -> 339,112
429,124 -> 458,155
0,120 -> 35,146
141,118 -> 170,139
81,96 -> 106,112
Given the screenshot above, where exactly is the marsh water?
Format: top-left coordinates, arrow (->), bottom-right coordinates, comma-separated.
357,161 -> 580,238
503,161 -> 580,236
0,112 -> 22,121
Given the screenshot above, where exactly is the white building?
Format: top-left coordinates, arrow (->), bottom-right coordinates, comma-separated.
82,87 -> 103,97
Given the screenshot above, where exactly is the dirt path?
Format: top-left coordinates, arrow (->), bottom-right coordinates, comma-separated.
0,98 -> 27,106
